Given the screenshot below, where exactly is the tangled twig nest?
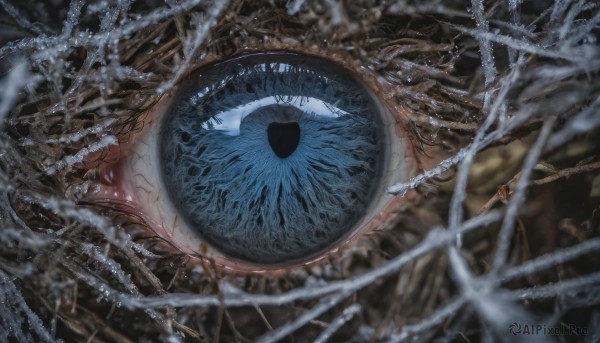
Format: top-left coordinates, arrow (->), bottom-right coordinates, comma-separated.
0,0 -> 599,342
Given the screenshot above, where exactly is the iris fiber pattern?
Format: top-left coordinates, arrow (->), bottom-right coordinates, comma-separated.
160,52 -> 385,264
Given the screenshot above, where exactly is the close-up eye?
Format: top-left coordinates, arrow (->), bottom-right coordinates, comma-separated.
2,1 -> 600,342
94,51 -> 414,269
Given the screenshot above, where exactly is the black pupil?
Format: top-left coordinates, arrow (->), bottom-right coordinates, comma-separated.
267,122 -> 300,158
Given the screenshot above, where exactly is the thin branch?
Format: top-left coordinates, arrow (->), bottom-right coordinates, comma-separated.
490,117 -> 557,274
411,115 -> 479,131
45,136 -> 118,175
500,238 -> 600,284
313,304 -> 362,343
255,292 -> 351,343
447,57 -> 525,247
452,25 -> 590,62
510,271 -> 600,301
120,212 -> 503,309
546,96 -> 600,150
157,1 -> 229,93
0,271 -> 56,343
470,0 -> 497,87
0,0 -> 49,35
479,160 -> 600,213
386,297 -> 467,343
0,62 -> 40,128
533,161 -> 600,185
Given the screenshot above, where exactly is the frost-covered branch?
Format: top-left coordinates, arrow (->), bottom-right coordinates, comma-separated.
255,292 -> 351,343
157,1 -> 228,93
0,271 -> 57,343
0,62 -> 40,128
1,0 -> 599,341
490,117 -> 557,274
470,0 -> 496,88
46,135 -> 117,175
386,297 -> 467,343
313,303 -> 361,343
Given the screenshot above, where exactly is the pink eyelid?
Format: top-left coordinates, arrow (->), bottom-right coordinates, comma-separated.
84,76 -> 429,274
84,95 -> 197,250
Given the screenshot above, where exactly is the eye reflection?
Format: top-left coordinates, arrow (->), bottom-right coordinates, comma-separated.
91,51 -> 416,271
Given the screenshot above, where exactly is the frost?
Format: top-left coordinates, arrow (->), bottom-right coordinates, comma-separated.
80,243 -> 139,294
313,304 -> 361,343
388,149 -> 468,196
0,271 -> 58,343
547,96 -> 600,149
61,0 -> 85,38
157,1 -> 227,93
324,0 -> 343,26
0,0 -> 48,36
46,135 -> 117,175
45,118 -> 116,144
0,62 -> 40,128
470,0 -> 496,88
255,292 -> 350,343
286,0 -> 305,16
1,0 -> 600,342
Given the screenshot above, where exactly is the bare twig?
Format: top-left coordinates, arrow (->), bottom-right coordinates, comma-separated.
313,304 -> 362,343
470,0 -> 497,88
255,292 -> 351,343
490,117 -> 557,275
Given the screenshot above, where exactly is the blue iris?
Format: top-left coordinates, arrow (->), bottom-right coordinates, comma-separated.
159,52 -> 385,264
